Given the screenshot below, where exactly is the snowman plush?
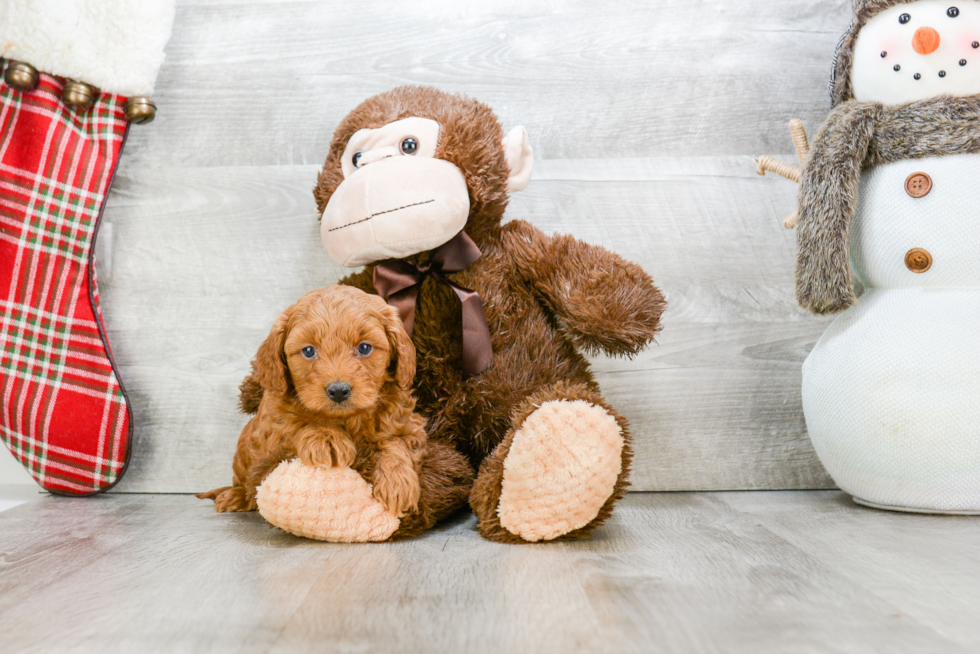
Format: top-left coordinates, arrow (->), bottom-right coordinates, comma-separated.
797,0 -> 980,513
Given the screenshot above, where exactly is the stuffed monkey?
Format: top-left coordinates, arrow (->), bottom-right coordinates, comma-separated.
247,86 -> 665,542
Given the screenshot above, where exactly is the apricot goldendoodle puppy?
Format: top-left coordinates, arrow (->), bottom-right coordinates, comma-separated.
198,285 -> 425,519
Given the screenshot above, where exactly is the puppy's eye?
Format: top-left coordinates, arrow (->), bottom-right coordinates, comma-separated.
948,7 -> 960,17
357,342 -> 373,356
301,346 -> 317,359
899,13 -> 911,24
352,151 -> 363,168
400,137 -> 418,155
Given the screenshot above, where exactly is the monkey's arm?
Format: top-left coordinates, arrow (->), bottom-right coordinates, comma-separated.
504,221 -> 666,357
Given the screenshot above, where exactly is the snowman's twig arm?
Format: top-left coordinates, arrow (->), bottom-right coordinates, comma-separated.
756,155 -> 801,182
782,209 -> 799,230
757,120 -> 810,228
789,119 -> 810,163
796,101 -> 880,314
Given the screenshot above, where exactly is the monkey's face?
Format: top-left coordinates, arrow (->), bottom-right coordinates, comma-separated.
318,88 -> 534,268
321,117 -> 471,267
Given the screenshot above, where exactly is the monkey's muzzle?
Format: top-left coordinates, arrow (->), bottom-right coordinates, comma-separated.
321,157 -> 470,267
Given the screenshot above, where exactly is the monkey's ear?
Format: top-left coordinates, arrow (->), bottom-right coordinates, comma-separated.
252,311 -> 292,396
502,125 -> 534,193
381,304 -> 416,391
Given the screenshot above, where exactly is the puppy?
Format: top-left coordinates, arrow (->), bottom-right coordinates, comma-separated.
198,285 -> 425,518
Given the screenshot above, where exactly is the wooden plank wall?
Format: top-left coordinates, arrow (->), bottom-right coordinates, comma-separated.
68,0 -> 855,491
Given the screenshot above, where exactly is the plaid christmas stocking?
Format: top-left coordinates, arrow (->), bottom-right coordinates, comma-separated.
0,65 -> 132,494
0,2 -> 174,494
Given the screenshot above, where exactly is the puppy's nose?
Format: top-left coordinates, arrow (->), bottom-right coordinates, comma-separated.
326,382 -> 352,403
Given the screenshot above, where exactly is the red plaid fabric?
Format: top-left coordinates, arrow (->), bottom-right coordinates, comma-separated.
0,60 -> 132,495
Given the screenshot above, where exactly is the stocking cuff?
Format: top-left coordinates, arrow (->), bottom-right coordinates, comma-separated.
0,0 -> 175,96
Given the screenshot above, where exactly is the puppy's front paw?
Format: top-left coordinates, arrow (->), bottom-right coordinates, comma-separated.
372,467 -> 421,518
299,433 -> 356,468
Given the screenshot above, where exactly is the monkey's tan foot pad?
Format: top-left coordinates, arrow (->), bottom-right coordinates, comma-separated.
257,459 -> 399,542
497,400 -> 624,542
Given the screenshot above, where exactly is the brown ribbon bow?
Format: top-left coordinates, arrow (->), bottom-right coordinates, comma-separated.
372,231 -> 493,379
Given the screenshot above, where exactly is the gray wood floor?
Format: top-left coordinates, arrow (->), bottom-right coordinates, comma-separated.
90,0 -> 855,494
1,491 -> 978,654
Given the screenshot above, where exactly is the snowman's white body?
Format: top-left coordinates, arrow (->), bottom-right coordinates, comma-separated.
803,153 -> 980,511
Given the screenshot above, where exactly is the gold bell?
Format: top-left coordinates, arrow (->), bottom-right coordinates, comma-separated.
62,80 -> 97,111
4,61 -> 40,93
124,96 -> 157,124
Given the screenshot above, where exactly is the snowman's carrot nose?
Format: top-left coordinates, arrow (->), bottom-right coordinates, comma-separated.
913,26 -> 941,54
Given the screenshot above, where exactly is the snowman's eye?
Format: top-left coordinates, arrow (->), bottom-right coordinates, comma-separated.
948,7 -> 960,17
900,13 -> 911,24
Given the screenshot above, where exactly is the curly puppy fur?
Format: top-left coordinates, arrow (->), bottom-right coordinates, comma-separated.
797,96 -> 980,314
304,86 -> 664,542
198,286 -> 432,520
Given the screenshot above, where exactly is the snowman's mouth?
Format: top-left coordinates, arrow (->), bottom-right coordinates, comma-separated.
890,59 -> 968,80
881,40 -> 979,81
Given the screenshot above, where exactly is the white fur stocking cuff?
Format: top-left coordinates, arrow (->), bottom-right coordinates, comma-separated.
0,0 -> 175,96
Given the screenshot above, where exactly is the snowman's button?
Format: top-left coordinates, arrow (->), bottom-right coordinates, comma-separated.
905,172 -> 932,198
905,248 -> 933,273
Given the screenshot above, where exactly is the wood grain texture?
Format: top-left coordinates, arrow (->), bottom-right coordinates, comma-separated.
63,0 -> 855,492
125,0 -> 851,167
2,492 -> 978,653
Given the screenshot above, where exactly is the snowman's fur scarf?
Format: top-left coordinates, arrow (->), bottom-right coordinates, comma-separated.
797,94 -> 980,313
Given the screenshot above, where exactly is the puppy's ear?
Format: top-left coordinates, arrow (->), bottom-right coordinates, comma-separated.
252,311 -> 292,395
381,304 -> 416,391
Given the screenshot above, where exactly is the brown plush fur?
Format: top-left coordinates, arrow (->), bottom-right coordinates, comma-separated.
390,438 -> 475,540
198,286 -> 432,519
245,86 -> 664,542
798,94 -> 980,314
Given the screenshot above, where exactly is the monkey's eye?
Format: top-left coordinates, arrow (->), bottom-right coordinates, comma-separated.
948,7 -> 960,17
301,346 -> 317,359
400,137 -> 418,155
899,13 -> 911,23
357,342 -> 373,356
352,151 -> 363,168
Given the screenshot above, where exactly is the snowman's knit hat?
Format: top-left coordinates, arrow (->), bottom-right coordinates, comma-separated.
831,0 -> 918,105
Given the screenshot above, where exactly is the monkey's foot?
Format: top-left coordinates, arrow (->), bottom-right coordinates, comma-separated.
257,459 -> 399,542
496,400 -> 625,542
